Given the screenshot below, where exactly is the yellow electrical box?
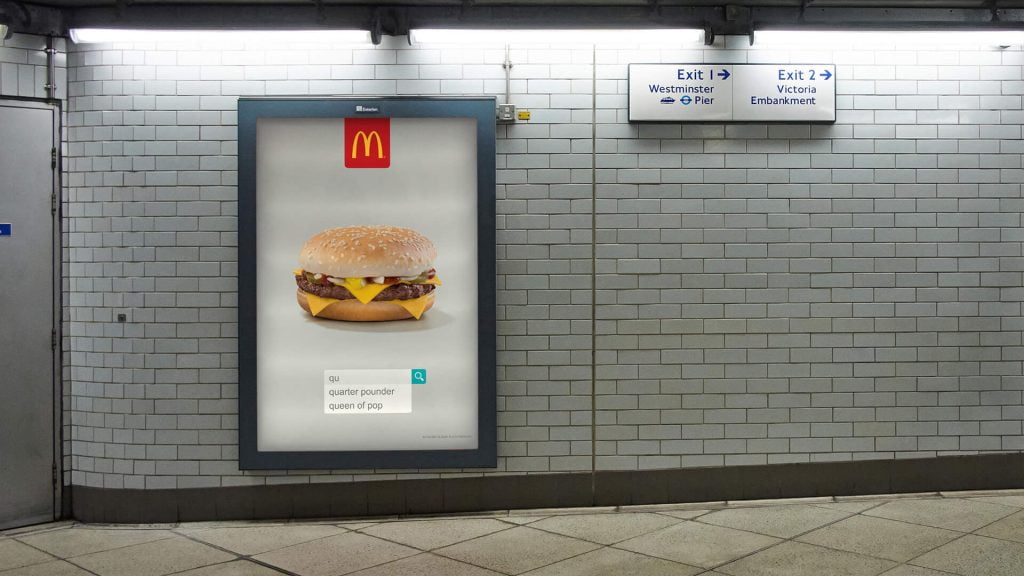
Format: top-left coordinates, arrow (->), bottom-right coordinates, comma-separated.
517,110 -> 531,121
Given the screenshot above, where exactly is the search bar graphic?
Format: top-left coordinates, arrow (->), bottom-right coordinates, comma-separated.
323,369 -> 425,414
412,369 -> 427,384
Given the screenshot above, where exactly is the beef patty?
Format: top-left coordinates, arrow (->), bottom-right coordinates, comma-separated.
296,275 -> 436,301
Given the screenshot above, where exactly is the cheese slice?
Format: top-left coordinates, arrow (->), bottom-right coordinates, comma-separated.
392,294 -> 433,320
304,292 -> 433,320
297,269 -> 442,306
340,275 -> 442,304
341,277 -> 390,304
304,293 -> 340,317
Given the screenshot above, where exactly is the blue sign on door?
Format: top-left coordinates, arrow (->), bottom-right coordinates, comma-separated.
0,224 -> 11,236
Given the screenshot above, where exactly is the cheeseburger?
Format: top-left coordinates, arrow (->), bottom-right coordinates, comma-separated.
294,225 -> 441,321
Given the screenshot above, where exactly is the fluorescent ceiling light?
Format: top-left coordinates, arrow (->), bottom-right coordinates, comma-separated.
69,28 -> 372,45
754,30 -> 1024,48
410,28 -> 704,45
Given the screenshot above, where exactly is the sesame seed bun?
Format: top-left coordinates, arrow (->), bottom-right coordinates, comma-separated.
298,225 -> 437,278
296,289 -> 434,322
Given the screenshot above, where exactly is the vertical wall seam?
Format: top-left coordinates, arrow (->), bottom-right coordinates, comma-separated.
590,43 -> 598,501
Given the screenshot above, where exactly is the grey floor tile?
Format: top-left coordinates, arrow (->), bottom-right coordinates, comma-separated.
0,559 -> 93,576
178,524 -> 346,556
521,547 -> 702,576
698,505 -> 851,539
969,495 -> 1024,509
864,498 -> 1018,532
614,521 -> 780,569
717,541 -> 896,576
70,536 -> 236,576
813,500 -> 888,514
171,560 -> 289,575
518,507 -> 618,517
655,510 -> 712,521
501,516 -> 547,525
943,490 -> 1024,500
346,553 -> 504,576
879,566 -> 954,576
797,515 -> 960,562
254,532 -> 419,576
0,539 -> 56,572
336,523 -> 377,531
359,518 -> 511,551
621,503 -> 725,513
838,493 -> 940,502
977,510 -> 1024,544
16,527 -> 175,559
530,512 -> 682,545
434,526 -> 599,575
1,522 -> 75,537
728,497 -> 835,508
177,521 -> 282,528
911,534 -> 1024,576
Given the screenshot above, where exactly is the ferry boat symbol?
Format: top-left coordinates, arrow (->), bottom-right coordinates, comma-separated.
659,97 -> 675,104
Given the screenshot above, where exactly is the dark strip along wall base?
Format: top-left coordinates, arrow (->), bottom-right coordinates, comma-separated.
70,453 -> 1024,523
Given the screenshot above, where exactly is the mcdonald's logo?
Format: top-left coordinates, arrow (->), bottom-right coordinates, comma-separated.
345,118 -> 390,168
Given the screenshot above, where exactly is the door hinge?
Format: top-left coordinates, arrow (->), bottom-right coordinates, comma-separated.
51,329 -> 57,350
51,147 -> 57,169
52,464 -> 58,488
51,192 -> 57,214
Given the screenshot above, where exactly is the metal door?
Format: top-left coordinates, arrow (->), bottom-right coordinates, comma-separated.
0,100 -> 58,528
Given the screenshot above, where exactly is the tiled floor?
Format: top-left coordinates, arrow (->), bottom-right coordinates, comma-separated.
4,490 -> 1024,575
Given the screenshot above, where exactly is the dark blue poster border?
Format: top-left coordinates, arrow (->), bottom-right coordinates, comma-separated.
238,97 -> 497,470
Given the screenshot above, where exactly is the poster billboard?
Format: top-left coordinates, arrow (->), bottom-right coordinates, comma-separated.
238,98 -> 497,469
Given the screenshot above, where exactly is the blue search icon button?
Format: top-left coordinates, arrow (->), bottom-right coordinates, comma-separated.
411,369 -> 427,385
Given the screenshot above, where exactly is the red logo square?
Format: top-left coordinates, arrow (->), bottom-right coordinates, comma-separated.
345,118 -> 390,168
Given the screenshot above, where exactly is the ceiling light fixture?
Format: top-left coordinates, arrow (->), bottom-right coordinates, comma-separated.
410,28 -> 705,46
68,28 -> 372,45
753,29 -> 1024,48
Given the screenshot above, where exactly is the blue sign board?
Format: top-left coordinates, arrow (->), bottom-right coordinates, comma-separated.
0,224 -> 11,236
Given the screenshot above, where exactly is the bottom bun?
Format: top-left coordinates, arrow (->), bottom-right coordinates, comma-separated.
296,289 -> 434,322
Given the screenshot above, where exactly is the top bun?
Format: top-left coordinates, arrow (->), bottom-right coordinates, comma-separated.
299,225 -> 437,278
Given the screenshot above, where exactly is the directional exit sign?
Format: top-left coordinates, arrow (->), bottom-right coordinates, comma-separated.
629,64 -> 836,123
631,64 -> 734,122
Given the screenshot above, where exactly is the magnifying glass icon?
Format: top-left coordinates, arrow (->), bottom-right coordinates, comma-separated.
411,369 -> 427,384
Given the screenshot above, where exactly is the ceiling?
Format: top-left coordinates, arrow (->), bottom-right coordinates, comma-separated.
3,0 -> 1023,40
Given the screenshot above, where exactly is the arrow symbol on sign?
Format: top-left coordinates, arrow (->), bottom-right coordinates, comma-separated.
820,70 -> 832,80
718,69 -> 731,80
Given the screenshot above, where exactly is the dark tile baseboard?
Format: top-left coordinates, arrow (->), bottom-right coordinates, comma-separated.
70,452 -> 1024,523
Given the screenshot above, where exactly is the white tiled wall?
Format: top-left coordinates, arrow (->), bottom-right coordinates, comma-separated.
0,34 -> 66,99
64,34 -> 1024,488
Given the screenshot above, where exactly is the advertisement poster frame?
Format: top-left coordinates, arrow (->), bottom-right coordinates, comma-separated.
237,97 -> 497,470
